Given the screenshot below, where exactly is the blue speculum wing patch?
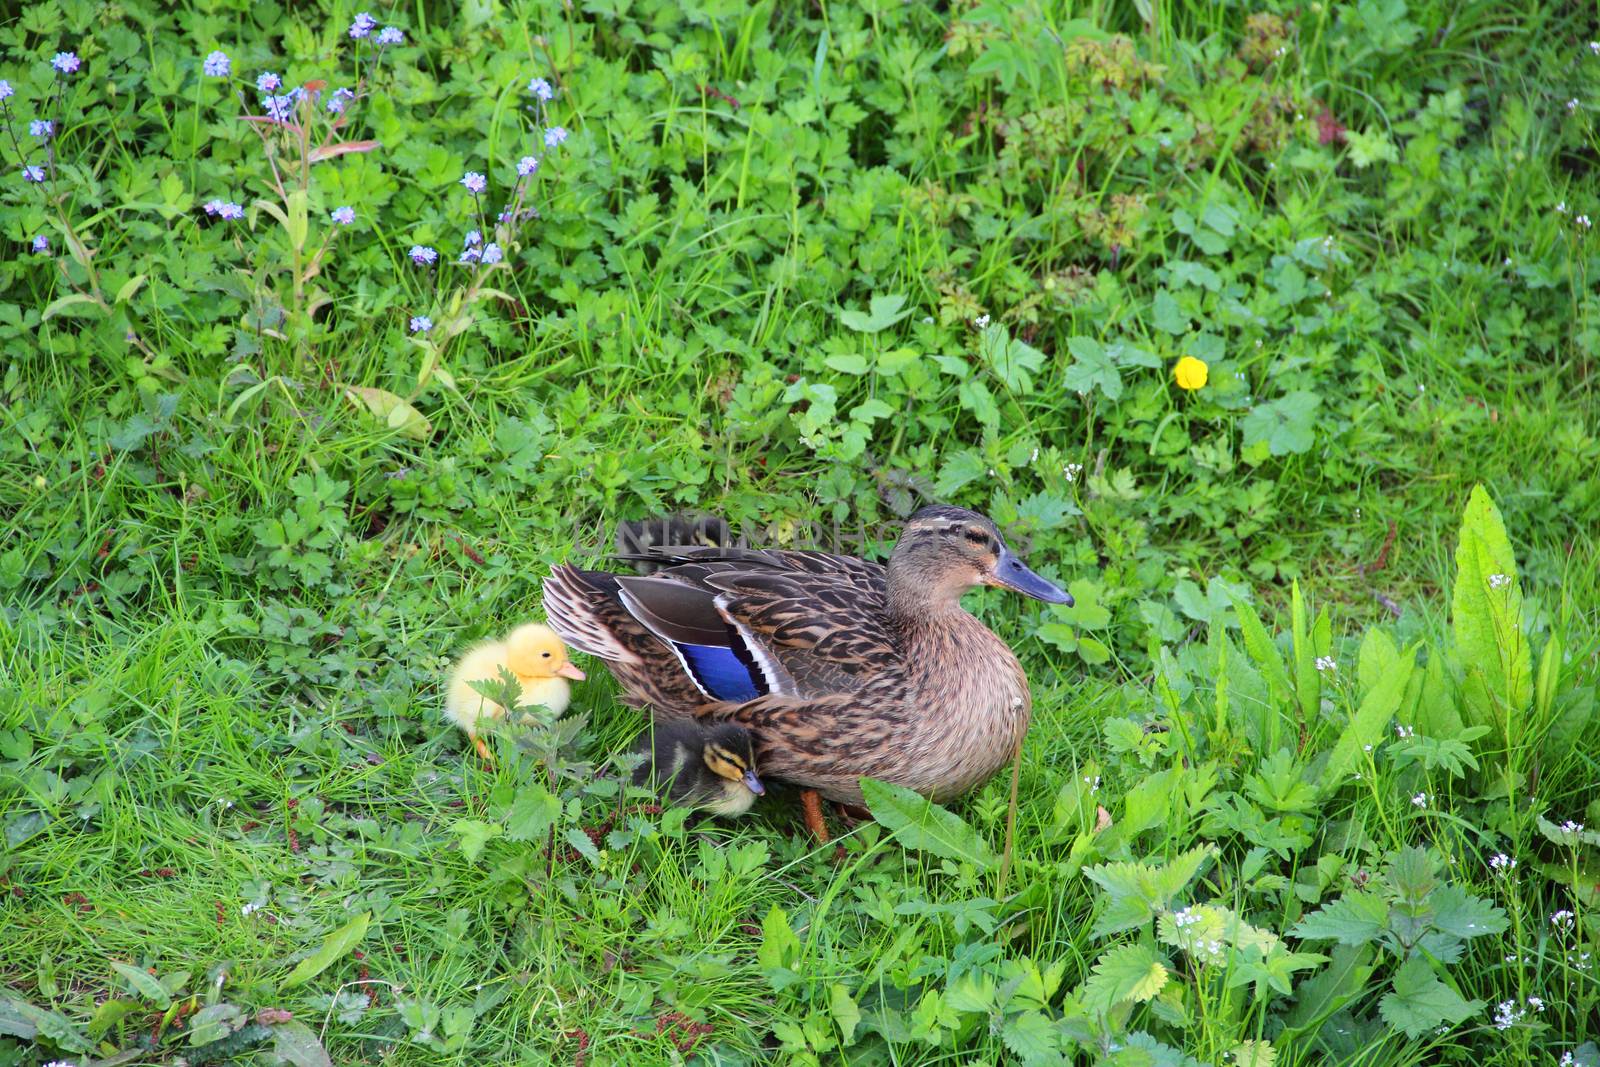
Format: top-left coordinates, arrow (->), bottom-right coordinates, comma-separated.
676,642 -> 763,702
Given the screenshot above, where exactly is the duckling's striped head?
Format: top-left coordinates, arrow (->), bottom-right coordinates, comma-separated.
890,505 -> 1073,607
701,722 -> 764,795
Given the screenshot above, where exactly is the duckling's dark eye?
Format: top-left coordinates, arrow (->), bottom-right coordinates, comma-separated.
541,652 -> 550,658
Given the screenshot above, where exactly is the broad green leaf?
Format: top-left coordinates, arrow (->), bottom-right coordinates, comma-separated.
1377,956 -> 1480,1038
1000,1009 -> 1061,1063
1080,944 -> 1169,1013
505,783 -> 561,842
1428,886 -> 1508,940
271,1019 -> 336,1067
861,777 -> 997,869
1241,392 -> 1321,456
1,997 -> 94,1052
1282,943 -> 1376,1037
1230,1039 -> 1277,1067
1063,336 -> 1122,400
42,293 -> 102,321
829,984 -> 861,1044
1451,485 -> 1531,730
110,960 -> 172,1008
1289,891 -> 1387,945
450,818 -> 501,862
838,293 -> 911,333
1233,596 -> 1294,716
1321,643 -> 1415,790
344,386 -> 434,441
282,911 -> 371,989
757,905 -> 800,981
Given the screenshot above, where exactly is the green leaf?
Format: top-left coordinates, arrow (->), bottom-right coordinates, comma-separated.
505,784 -> 561,842
757,905 -> 801,979
1000,1009 -> 1062,1063
1241,392 -> 1321,456
344,386 -> 434,442
110,960 -> 172,1008
1346,127 -> 1399,168
1451,485 -> 1532,730
1289,891 -> 1387,945
838,293 -> 911,333
1428,886 -> 1508,940
1377,956 -> 1480,1038
271,1019 -> 335,1067
1322,643 -> 1415,789
1290,581 -> 1318,728
829,984 -> 861,1044
42,292 -> 102,321
1282,943 -> 1376,1037
1080,943 -> 1169,1013
450,818 -> 502,862
281,911 -> 371,989
861,777 -> 997,869
0,997 -> 93,1052
1063,337 -> 1123,400
1152,289 -> 1189,334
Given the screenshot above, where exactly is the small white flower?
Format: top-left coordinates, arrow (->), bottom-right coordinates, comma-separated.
1568,98 -> 1581,114
1362,743 -> 1373,752
241,902 -> 262,917
1503,257 -> 1513,266
1560,819 -> 1585,834
1492,999 -> 1522,1030
1085,774 -> 1101,792
1063,463 -> 1082,483
974,313 -> 991,329
1580,215 -> 1594,230
1557,201 -> 1570,214
1489,852 -> 1517,872
1527,996 -> 1544,1011
1029,448 -> 1039,463
1411,792 -> 1429,808
1172,907 -> 1201,928
1552,909 -> 1576,931
1315,656 -> 1336,673
1395,724 -> 1415,739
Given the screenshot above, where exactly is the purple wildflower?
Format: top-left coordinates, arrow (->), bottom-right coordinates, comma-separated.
409,315 -> 432,333
326,87 -> 355,114
481,243 -> 503,265
528,77 -> 554,101
543,126 -> 568,148
458,247 -> 480,264
516,155 -> 539,177
349,12 -> 377,39
460,171 -> 487,194
29,119 -> 53,139
216,202 -> 244,220
203,198 -> 224,215
464,230 -> 483,247
263,94 -> 294,122
377,26 -> 404,46
21,165 -> 45,182
0,80 -> 12,102
331,206 -> 355,225
31,235 -> 49,253
408,245 -> 438,266
52,52 -> 81,75
256,72 -> 281,93
204,51 -> 230,77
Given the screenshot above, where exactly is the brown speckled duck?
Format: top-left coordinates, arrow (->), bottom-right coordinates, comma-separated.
542,505 -> 1072,840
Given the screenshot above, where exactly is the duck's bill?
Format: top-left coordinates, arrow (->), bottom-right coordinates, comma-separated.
742,769 -> 766,796
989,549 -> 1074,605
556,662 -> 587,681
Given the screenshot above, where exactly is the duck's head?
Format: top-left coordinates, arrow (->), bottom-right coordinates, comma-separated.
504,623 -> 587,682
889,505 -> 1073,607
701,722 -> 765,796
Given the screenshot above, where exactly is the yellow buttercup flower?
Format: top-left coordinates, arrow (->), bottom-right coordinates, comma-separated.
1173,356 -> 1208,391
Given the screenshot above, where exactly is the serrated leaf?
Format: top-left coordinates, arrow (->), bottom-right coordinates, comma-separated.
1428,886 -> 1508,939
1282,943 -> 1376,1037
757,905 -> 800,975
1081,943 -> 1168,1013
1000,1009 -> 1061,1063
1377,956 -> 1479,1038
1289,891 -> 1387,945
1063,336 -> 1122,400
505,784 -> 561,842
282,911 -> 371,989
110,960 -> 172,1008
861,778 -> 997,869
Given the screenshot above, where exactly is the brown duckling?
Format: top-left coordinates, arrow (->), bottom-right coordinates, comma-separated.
631,720 -> 765,816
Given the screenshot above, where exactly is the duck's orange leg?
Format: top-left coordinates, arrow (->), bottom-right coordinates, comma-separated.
799,788 -> 831,844
473,735 -> 496,766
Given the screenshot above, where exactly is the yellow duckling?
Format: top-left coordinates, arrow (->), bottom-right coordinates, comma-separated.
445,623 -> 586,761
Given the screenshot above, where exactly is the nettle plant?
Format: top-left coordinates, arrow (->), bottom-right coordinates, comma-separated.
5,15 -> 568,437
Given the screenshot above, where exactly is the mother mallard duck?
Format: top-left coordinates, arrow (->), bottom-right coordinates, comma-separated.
542,505 -> 1072,839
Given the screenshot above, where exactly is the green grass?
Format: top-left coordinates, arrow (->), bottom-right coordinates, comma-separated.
3,0 -> 1600,1063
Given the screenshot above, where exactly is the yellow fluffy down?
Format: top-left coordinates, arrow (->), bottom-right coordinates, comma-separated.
443,624 -> 582,740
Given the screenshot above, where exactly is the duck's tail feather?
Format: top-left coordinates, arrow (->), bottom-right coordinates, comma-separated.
541,565 -> 643,664
614,514 -> 740,574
